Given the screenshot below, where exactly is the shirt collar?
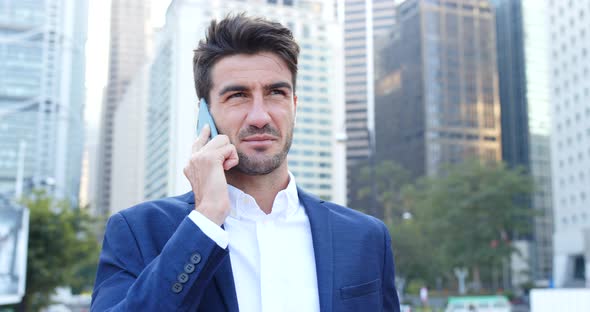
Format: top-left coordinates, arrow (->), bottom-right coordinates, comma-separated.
226,172 -> 300,222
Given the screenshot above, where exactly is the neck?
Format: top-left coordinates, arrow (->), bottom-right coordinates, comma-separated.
226,166 -> 290,214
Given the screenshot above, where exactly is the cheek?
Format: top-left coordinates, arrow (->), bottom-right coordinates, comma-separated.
216,111 -> 247,137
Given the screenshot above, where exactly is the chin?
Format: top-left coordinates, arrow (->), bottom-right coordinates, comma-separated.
235,151 -> 285,175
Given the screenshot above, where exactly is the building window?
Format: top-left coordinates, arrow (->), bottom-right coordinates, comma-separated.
573,255 -> 586,280
303,25 -> 311,38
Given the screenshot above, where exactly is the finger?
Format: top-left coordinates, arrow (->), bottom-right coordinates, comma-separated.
222,144 -> 239,171
192,124 -> 211,153
201,134 -> 231,151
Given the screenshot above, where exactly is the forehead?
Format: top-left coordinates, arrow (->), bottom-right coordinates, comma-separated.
210,52 -> 292,90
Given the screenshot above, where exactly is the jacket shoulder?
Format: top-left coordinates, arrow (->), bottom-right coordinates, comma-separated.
322,200 -> 387,231
298,188 -> 387,232
114,191 -> 193,226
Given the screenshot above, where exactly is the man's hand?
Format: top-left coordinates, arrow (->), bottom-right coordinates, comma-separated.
183,125 -> 239,226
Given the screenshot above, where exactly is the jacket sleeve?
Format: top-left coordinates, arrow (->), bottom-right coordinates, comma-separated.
91,213 -> 228,311
382,223 -> 401,312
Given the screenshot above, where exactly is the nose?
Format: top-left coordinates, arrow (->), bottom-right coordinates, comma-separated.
245,93 -> 272,128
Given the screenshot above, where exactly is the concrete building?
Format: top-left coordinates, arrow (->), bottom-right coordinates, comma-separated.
547,0 -> 590,288
110,66 -> 149,213
343,0 -> 396,213
374,0 -> 502,178
96,0 -> 150,216
145,0 -> 345,204
493,0 -> 553,284
0,0 -> 88,204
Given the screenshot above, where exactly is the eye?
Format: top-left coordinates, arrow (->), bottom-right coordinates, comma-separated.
270,89 -> 287,96
228,92 -> 246,99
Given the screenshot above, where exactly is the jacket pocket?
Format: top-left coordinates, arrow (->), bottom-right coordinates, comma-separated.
340,278 -> 381,299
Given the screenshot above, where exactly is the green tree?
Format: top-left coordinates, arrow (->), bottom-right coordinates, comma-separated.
403,160 -> 534,291
356,160 -> 412,224
356,161 -> 442,287
356,159 -> 535,293
18,190 -> 100,311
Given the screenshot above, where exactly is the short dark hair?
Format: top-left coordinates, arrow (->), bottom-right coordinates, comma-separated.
193,14 -> 300,104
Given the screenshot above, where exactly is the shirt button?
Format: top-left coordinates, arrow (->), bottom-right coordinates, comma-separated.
172,282 -> 183,293
190,252 -> 202,264
184,263 -> 195,274
178,272 -> 189,284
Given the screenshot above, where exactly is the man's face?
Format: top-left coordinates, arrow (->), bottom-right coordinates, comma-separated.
208,52 -> 297,175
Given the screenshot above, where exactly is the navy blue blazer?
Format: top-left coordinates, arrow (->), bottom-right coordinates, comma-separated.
91,188 -> 400,311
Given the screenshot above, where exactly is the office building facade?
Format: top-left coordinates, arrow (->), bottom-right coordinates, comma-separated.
96,0 -> 150,215
547,0 -> 590,288
493,0 -> 553,284
343,0 -> 396,213
110,66 -> 149,213
0,0 -> 88,204
375,0 -> 502,178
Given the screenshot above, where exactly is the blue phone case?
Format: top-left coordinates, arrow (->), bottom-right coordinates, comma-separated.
196,98 -> 218,138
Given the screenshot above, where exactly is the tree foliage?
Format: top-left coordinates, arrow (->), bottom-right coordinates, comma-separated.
357,160 -> 412,223
357,159 -> 535,292
18,190 -> 101,311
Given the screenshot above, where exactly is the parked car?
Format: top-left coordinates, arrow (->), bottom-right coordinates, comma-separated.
445,296 -> 511,312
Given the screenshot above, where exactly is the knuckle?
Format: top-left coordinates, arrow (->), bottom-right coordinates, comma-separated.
189,153 -> 203,165
218,135 -> 230,144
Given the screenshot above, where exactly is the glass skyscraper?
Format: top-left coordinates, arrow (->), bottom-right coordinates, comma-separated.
0,0 -> 88,204
375,0 -> 502,179
493,0 -> 553,284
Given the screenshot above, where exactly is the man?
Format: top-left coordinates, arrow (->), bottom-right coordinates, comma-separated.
91,14 -> 400,312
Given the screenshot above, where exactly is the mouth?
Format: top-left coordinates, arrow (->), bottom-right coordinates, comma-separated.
241,135 -> 277,148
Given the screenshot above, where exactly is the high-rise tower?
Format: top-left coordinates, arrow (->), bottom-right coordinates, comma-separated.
375,0 -> 502,178
0,0 -> 88,204
96,0 -> 150,215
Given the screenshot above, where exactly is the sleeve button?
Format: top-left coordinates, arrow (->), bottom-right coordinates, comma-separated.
190,252 -> 202,264
172,282 -> 183,294
178,272 -> 189,283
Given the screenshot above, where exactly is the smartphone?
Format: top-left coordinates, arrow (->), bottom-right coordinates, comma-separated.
196,98 -> 218,139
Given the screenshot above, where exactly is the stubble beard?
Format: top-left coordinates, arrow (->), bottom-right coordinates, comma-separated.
232,124 -> 293,176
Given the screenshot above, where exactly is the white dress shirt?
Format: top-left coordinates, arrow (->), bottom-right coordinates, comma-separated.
188,173 -> 320,312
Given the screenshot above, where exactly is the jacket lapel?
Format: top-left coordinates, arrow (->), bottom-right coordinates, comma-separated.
298,188 -> 334,312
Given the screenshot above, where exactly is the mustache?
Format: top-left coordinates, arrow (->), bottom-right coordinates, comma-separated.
238,125 -> 280,139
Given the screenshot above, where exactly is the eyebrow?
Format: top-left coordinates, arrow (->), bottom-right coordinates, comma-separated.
218,85 -> 248,97
217,81 -> 293,97
264,82 -> 293,92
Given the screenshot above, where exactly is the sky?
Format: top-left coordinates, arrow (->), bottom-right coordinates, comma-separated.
84,0 -> 171,130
